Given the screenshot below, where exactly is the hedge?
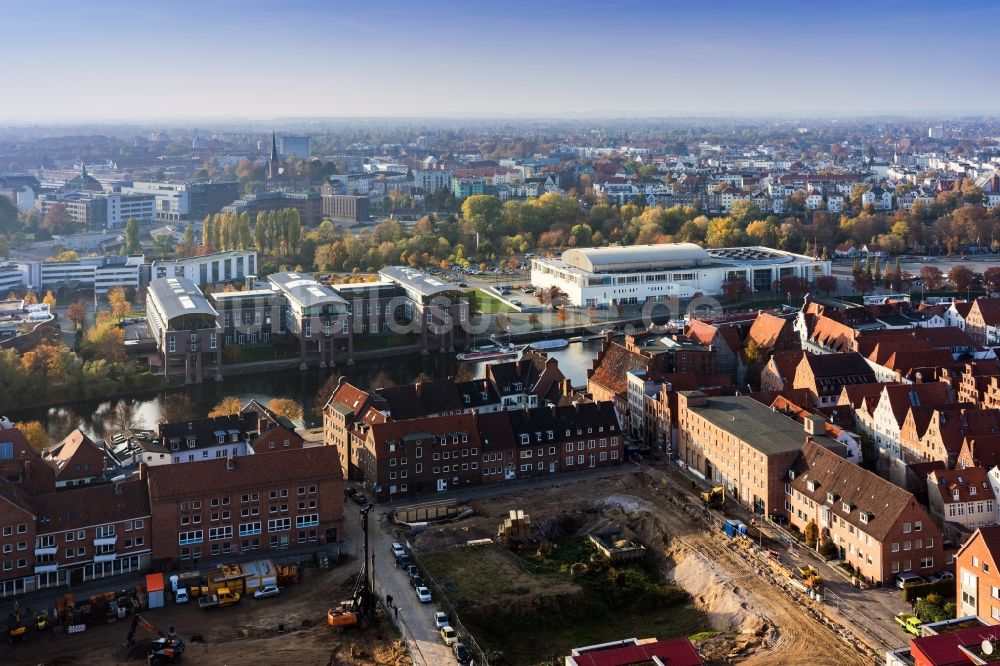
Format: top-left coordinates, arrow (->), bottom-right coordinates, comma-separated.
901,579 -> 956,603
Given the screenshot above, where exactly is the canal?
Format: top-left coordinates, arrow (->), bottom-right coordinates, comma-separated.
9,339 -> 606,438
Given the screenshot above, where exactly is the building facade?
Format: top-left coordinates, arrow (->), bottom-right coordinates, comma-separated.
146,277 -> 222,383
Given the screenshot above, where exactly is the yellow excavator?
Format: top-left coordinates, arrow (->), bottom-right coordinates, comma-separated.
700,486 -> 725,508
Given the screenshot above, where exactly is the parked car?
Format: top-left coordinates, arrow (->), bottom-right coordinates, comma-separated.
511,299 -> 522,306
454,641 -> 472,665
415,586 -> 432,603
440,625 -> 458,646
895,572 -> 926,589
352,493 -> 368,506
174,588 -> 189,604
457,282 -> 468,288
411,576 -> 425,589
895,612 -> 922,636
433,611 -> 449,629
253,585 -> 280,599
392,543 -> 406,558
927,571 -> 955,583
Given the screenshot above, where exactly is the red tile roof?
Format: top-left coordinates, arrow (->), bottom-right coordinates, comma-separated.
569,638 -> 703,666
29,479 -> 149,533
589,341 -> 651,395
746,312 -> 791,350
910,621 -> 1000,665
145,446 -> 342,500
41,429 -> 103,479
929,467 -> 994,504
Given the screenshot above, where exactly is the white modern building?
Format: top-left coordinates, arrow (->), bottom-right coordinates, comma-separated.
0,262 -> 23,292
530,243 -> 830,308
121,182 -> 190,221
150,250 -> 257,287
19,256 -> 143,294
278,135 -> 311,158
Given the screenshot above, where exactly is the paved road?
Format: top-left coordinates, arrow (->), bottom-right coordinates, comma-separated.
341,494 -> 457,666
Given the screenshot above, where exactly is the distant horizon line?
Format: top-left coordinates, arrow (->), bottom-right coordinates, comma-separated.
2,110 -> 1000,127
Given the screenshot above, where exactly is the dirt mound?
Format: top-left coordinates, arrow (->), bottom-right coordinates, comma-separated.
666,542 -> 769,637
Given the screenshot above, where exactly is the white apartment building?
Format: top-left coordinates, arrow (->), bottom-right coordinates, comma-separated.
0,262 -> 24,292
412,169 -> 452,192
150,250 -> 257,287
19,256 -> 143,294
106,193 -> 156,228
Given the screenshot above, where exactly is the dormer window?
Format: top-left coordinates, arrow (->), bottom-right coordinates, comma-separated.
826,492 -> 838,504
971,486 -> 978,496
788,470 -> 796,480
463,395 -> 471,404
519,434 -> 529,445
842,502 -> 852,513
807,479 -> 817,492
953,489 -> 960,501
859,512 -> 871,525
547,430 -> 554,440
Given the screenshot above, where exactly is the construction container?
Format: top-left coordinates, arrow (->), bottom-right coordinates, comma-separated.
206,560 -> 277,596
146,573 -> 165,609
722,519 -> 748,538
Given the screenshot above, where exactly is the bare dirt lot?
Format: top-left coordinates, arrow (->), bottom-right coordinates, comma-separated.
0,566 -> 411,666
412,468 -> 871,666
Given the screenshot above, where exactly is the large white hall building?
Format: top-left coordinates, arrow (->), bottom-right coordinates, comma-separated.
530,243 -> 830,307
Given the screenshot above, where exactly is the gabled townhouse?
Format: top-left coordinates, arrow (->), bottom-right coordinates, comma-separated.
927,468 -> 995,535
952,360 -> 1000,406
959,435 -> 1000,471
769,394 -> 862,462
946,301 -> 974,330
868,383 -> 954,460
745,312 -> 799,355
910,408 -> 1000,465
786,439 -> 945,585
484,351 -> 570,410
792,352 -> 877,407
685,319 -> 742,379
40,429 -> 107,487
955,525 -> 1000,623
155,412 -> 258,465
966,298 -> 1000,346
760,349 -> 805,392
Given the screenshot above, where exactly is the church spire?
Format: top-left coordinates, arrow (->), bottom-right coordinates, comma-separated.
268,131 -> 279,180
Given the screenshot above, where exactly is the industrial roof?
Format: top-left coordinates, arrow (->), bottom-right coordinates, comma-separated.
706,246 -> 799,263
268,272 -> 347,309
680,393 -> 835,456
379,266 -> 463,298
561,243 -> 710,273
148,277 -> 218,321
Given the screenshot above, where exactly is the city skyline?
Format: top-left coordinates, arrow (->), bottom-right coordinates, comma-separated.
5,0 -> 1000,122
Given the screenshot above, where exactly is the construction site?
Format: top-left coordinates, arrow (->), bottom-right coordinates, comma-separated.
0,557 -> 410,666
405,466 -> 877,666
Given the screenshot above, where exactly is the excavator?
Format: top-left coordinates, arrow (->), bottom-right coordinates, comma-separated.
124,614 -> 185,664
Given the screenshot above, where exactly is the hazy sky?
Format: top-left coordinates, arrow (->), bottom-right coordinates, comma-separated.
5,0 -> 1000,121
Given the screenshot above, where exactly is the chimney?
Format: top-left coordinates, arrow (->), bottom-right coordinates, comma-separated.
804,414 -> 825,435
138,462 -> 147,480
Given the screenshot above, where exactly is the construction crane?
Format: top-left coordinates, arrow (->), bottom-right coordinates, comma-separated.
124,614 -> 185,664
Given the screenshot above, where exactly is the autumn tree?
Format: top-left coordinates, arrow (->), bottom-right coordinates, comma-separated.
948,265 -> 975,294
82,317 -> 126,362
161,393 -> 196,424
369,370 -> 396,391
920,266 -> 944,291
42,290 -> 56,308
109,400 -> 142,434
107,287 -> 132,321
208,396 -> 243,417
23,291 -> 37,305
267,398 -> 303,422
983,266 -> 1000,295
66,299 -> 87,330
804,520 -> 819,548
852,271 -> 874,295
815,274 -> 838,296
774,276 -> 810,300
721,277 -> 749,302
19,420 -> 50,452
743,339 -> 765,390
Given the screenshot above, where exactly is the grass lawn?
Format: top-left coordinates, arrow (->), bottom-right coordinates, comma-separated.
420,541 -> 705,665
469,289 -> 518,314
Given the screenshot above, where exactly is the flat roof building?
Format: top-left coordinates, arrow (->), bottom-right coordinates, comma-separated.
531,242 -> 830,308
146,277 -> 222,384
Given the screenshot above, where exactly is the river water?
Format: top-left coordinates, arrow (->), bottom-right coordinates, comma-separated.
9,339 -> 605,438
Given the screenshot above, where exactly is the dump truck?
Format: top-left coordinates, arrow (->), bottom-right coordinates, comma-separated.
700,486 -> 725,508
198,587 -> 240,610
